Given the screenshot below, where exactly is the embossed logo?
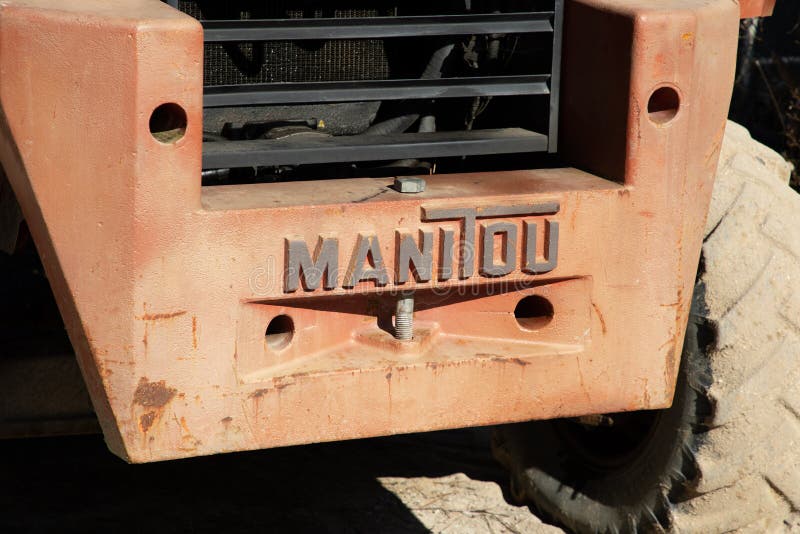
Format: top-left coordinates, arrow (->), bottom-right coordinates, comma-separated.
284,202 -> 559,293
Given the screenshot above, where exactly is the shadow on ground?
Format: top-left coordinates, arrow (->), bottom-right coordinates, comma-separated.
0,428 -> 526,533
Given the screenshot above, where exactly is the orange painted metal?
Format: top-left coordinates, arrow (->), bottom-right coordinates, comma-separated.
739,0 -> 776,18
0,0 -> 739,462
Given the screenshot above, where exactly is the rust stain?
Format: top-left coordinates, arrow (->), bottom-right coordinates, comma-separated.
102,359 -> 135,366
657,334 -> 675,351
664,341 -> 678,392
249,388 -> 270,399
139,411 -> 157,433
137,310 -> 187,321
575,355 -> 590,401
192,316 -> 198,350
133,377 -> 177,408
705,125 -> 726,166
97,360 -> 111,378
663,289 -> 685,393
591,302 -> 607,335
179,416 -> 191,434
570,196 -> 580,229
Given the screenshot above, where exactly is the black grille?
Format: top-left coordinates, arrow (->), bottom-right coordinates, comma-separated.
203,38 -> 391,85
165,1 -> 563,173
179,1 -> 394,85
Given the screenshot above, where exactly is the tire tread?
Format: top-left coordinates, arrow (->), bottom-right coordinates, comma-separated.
669,124 -> 800,530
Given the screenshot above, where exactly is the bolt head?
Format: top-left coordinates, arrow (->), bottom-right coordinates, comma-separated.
394,177 -> 427,194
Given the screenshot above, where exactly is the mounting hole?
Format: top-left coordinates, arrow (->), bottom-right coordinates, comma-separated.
514,295 -> 554,331
647,86 -> 680,125
149,103 -> 187,143
265,315 -> 294,351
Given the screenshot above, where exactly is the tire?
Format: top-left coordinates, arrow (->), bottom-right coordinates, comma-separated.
492,122 -> 800,534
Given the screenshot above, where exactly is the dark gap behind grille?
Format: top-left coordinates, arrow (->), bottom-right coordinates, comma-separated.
171,0 -> 562,182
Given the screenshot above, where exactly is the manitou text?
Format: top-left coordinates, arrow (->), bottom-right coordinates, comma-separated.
284,203 -> 561,292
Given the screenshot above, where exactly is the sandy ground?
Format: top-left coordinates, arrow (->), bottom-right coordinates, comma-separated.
0,428 -> 562,533
380,474 -> 562,533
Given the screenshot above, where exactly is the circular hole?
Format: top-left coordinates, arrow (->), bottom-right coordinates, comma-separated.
647,86 -> 680,125
149,103 -> 187,143
514,295 -> 554,331
265,315 -> 294,351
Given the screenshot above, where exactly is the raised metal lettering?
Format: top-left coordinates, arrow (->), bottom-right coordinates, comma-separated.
284,202 -> 561,292
523,220 -> 559,274
481,222 -> 518,276
438,227 -> 455,281
396,230 -> 434,284
285,236 -> 339,292
343,233 -> 389,288
422,207 -> 477,279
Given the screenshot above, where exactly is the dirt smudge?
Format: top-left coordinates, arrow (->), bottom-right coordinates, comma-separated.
476,354 -> 530,367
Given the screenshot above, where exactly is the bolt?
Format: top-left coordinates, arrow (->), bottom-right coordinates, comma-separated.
395,291 -> 415,341
394,177 -> 426,194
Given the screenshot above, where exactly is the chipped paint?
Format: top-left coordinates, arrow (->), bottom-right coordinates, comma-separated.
133,378 -> 177,408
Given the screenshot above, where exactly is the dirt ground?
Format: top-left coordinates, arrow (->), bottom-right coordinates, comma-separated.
0,428 -> 564,533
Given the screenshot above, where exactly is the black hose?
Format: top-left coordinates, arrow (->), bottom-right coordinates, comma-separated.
420,44 -> 455,80
365,114 -> 421,136
365,43 -> 455,135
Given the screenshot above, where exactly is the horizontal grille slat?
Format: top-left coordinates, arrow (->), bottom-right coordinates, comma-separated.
202,13 -> 553,42
204,75 -> 551,107
202,128 -> 548,168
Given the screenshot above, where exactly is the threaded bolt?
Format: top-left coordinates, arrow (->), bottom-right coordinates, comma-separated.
395,292 -> 415,341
